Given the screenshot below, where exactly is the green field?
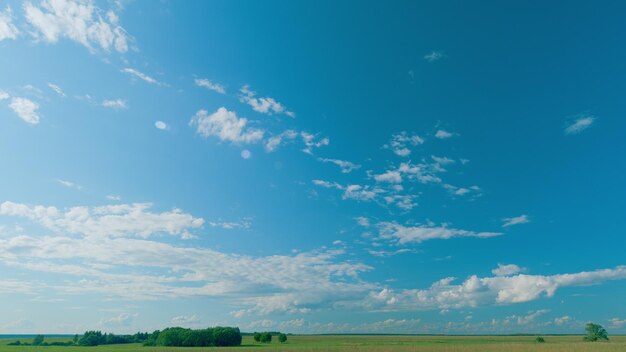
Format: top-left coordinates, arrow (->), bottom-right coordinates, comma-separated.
2,335 -> 626,351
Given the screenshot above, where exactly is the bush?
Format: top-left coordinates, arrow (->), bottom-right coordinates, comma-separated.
259,332 -> 272,343
535,336 -> 545,343
583,322 -> 609,342
253,332 -> 261,342
32,335 -> 45,346
7,341 -> 22,346
278,333 -> 287,343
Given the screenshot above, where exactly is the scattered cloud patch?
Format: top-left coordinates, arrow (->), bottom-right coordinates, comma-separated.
208,219 -> 251,230
24,0 -> 128,53
9,97 -> 40,124
502,215 -> 529,228
443,184 -> 481,197
239,85 -> 294,117
0,90 -> 9,100
0,6 -> 19,41
172,314 -> 201,325
264,129 -> 298,152
384,132 -> 424,157
195,78 -> 225,94
374,221 -> 502,245
190,107 -> 264,144
56,179 -> 82,190
301,132 -> 329,154
102,99 -> 127,109
318,158 -> 361,173
565,116 -> 595,135
106,195 -> 121,201
609,318 -> 626,329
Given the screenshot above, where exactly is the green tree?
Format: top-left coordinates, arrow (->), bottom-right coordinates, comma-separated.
278,333 -> 287,343
259,332 -> 272,343
253,332 -> 261,342
32,335 -> 45,346
583,322 -> 609,342
535,336 -> 545,343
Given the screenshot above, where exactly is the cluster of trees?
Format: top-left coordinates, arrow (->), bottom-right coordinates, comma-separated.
76,331 -> 150,346
252,331 -> 287,343
143,327 -> 242,347
7,335 -> 73,347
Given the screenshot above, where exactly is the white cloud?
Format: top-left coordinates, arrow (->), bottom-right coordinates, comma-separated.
301,131 -> 329,154
554,316 -> 572,325
171,314 -> 201,325
264,130 -> 298,152
239,85 -> 294,117
384,132 -> 424,157
0,6 -> 19,41
492,263 -> 525,277
195,78 -> 225,94
507,309 -> 550,325
424,51 -> 444,62
565,116 -> 595,135
374,170 -> 403,183
0,201 -> 204,239
208,219 -> 251,230
502,215 -> 529,228
0,90 -> 9,100
383,194 -> 418,211
106,195 -> 121,201
609,318 -> 626,329
311,180 -> 382,202
56,179 -> 82,190
121,68 -> 163,85
318,158 -> 361,173
102,99 -> 127,109
443,184 -> 481,197
47,83 -> 65,97
355,217 -> 370,227
435,130 -> 455,139
100,313 -> 137,327
431,155 -> 455,165
374,221 -> 502,245
24,0 -> 128,53
190,107 -> 264,144
154,121 -> 168,130
9,97 -> 40,124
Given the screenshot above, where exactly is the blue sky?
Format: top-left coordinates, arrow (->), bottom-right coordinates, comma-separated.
1,0 -> 626,334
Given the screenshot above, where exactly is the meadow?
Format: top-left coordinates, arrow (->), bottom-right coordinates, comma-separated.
2,335 -> 626,352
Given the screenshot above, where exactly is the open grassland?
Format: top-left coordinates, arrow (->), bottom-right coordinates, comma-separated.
2,335 -> 626,351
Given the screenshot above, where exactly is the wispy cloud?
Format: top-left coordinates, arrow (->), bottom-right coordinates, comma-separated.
435,129 -> 455,139
0,6 -> 19,41
502,215 -> 529,227
24,0 -> 128,53
57,179 -> 82,190
190,107 -> 264,144
383,132 -> 424,157
121,68 -> 164,86
301,132 -> 329,154
424,51 -> 444,62
371,221 -> 502,245
318,158 -> 361,173
264,130 -> 298,152
565,116 -> 595,135
239,85 -> 294,117
47,83 -> 65,97
195,78 -> 225,94
9,97 -> 40,124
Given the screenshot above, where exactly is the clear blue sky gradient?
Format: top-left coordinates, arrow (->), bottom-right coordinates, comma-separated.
1,0 -> 625,334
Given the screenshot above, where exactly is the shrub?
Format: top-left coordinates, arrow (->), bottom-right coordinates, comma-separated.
253,332 -> 261,342
259,332 -> 272,343
32,335 -> 45,346
535,336 -> 545,343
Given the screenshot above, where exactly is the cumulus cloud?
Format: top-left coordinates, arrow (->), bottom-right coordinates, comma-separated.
154,121 -> 168,130
239,85 -> 294,117
609,317 -> 626,329
195,78 -> 225,94
24,0 -> 128,53
102,99 -> 127,109
0,201 -> 204,239
492,263 -> 525,277
0,6 -> 19,41
384,132 -> 424,157
0,90 -> 9,100
374,170 -> 403,183
565,116 -> 595,135
121,68 -> 163,85
435,130 -> 455,139
190,107 -> 264,144
502,215 -> 529,227
300,132 -> 329,154
9,97 -> 40,124
318,158 -> 361,173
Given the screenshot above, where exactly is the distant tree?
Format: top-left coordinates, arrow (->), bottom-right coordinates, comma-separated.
535,336 -> 545,343
278,333 -> 287,343
253,332 -> 261,342
73,334 -> 79,345
7,340 -> 21,346
259,332 -> 272,343
32,335 -> 45,346
583,322 -> 609,342
79,331 -> 105,346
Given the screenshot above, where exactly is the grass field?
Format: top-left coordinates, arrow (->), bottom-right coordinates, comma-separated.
2,335 -> 625,351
